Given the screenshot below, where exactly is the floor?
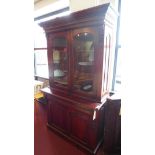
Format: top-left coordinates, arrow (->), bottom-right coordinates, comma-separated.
34,99 -> 120,155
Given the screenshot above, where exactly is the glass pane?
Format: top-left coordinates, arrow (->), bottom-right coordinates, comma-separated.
35,65 -> 49,78
73,32 -> 94,93
34,50 -> 49,78
35,49 -> 48,64
52,36 -> 68,86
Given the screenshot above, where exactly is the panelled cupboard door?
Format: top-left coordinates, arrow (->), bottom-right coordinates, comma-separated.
69,109 -> 91,145
69,109 -> 101,148
51,103 -> 68,133
71,27 -> 99,100
50,98 -> 69,133
48,31 -> 70,90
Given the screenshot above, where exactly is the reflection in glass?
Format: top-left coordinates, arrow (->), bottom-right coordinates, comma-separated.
52,37 -> 68,86
73,32 -> 94,93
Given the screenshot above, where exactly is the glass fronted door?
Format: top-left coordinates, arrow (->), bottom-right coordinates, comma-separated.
72,30 -> 96,95
51,34 -> 69,88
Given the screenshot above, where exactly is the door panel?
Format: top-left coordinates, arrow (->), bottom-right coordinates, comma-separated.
48,32 -> 70,90
51,101 -> 69,133
71,27 -> 98,99
69,110 -> 90,143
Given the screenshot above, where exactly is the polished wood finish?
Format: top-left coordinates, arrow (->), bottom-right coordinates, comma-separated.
103,95 -> 121,153
40,3 -> 117,154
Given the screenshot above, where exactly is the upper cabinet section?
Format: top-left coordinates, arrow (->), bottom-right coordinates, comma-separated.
40,3 -> 117,102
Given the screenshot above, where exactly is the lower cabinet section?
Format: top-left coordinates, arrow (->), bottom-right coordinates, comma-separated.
46,93 -> 105,154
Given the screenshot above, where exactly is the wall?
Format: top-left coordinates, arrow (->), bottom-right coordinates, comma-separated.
34,0 -> 118,12
70,0 -> 118,12
69,0 -> 97,12
34,0 -> 58,11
